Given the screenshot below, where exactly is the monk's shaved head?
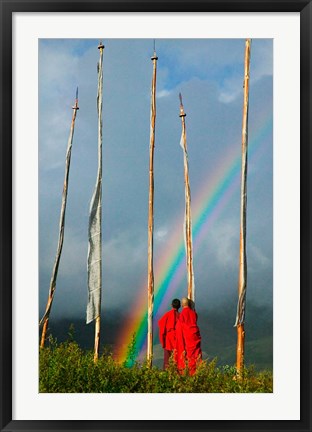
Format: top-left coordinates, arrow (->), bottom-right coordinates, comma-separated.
181,297 -> 189,307
171,298 -> 181,310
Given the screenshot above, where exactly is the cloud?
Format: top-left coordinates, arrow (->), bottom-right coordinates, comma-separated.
155,226 -> 169,242
218,77 -> 243,104
103,230 -> 146,270
39,38 -> 273,323
217,39 -> 273,104
154,38 -> 273,105
249,243 -> 271,270
211,221 -> 239,268
156,89 -> 172,99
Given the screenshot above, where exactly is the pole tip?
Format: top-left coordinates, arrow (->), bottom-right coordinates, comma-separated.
151,39 -> 158,61
98,40 -> 105,49
179,92 -> 186,117
151,53 -> 158,61
72,86 -> 79,110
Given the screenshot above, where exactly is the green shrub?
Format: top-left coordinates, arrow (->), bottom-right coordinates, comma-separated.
39,335 -> 273,393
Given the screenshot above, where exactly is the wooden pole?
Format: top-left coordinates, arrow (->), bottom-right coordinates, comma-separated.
94,316 -> 101,362
40,88 -> 79,348
236,38 -> 251,372
147,48 -> 158,368
179,93 -> 195,302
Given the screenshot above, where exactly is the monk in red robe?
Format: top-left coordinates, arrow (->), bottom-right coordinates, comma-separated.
158,299 -> 181,369
176,297 -> 202,375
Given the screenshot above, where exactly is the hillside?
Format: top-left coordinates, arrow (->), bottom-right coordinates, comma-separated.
43,301 -> 273,371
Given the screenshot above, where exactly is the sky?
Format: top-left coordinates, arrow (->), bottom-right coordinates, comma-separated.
39,38 -> 273,360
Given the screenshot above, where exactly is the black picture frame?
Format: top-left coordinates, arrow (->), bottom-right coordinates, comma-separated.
1,1 -> 311,431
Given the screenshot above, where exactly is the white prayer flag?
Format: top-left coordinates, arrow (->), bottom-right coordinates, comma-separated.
87,46 -> 104,324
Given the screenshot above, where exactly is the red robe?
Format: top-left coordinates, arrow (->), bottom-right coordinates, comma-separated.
176,306 -> 202,375
158,309 -> 180,368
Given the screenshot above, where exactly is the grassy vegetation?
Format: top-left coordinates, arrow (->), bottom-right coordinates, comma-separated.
45,302 -> 273,371
39,335 -> 273,393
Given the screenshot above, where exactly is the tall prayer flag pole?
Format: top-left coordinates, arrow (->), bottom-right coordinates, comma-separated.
235,38 -> 251,372
147,45 -> 158,368
39,88 -> 79,348
179,93 -> 195,302
86,41 -> 104,362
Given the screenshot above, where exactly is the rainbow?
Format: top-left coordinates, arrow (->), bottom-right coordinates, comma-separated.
115,111 -> 273,365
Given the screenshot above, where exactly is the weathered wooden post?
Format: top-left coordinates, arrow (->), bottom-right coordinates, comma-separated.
40,88 -> 79,348
179,93 -> 195,302
147,46 -> 158,368
235,38 -> 251,372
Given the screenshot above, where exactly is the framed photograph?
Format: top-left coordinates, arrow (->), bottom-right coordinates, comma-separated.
1,1 -> 311,431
